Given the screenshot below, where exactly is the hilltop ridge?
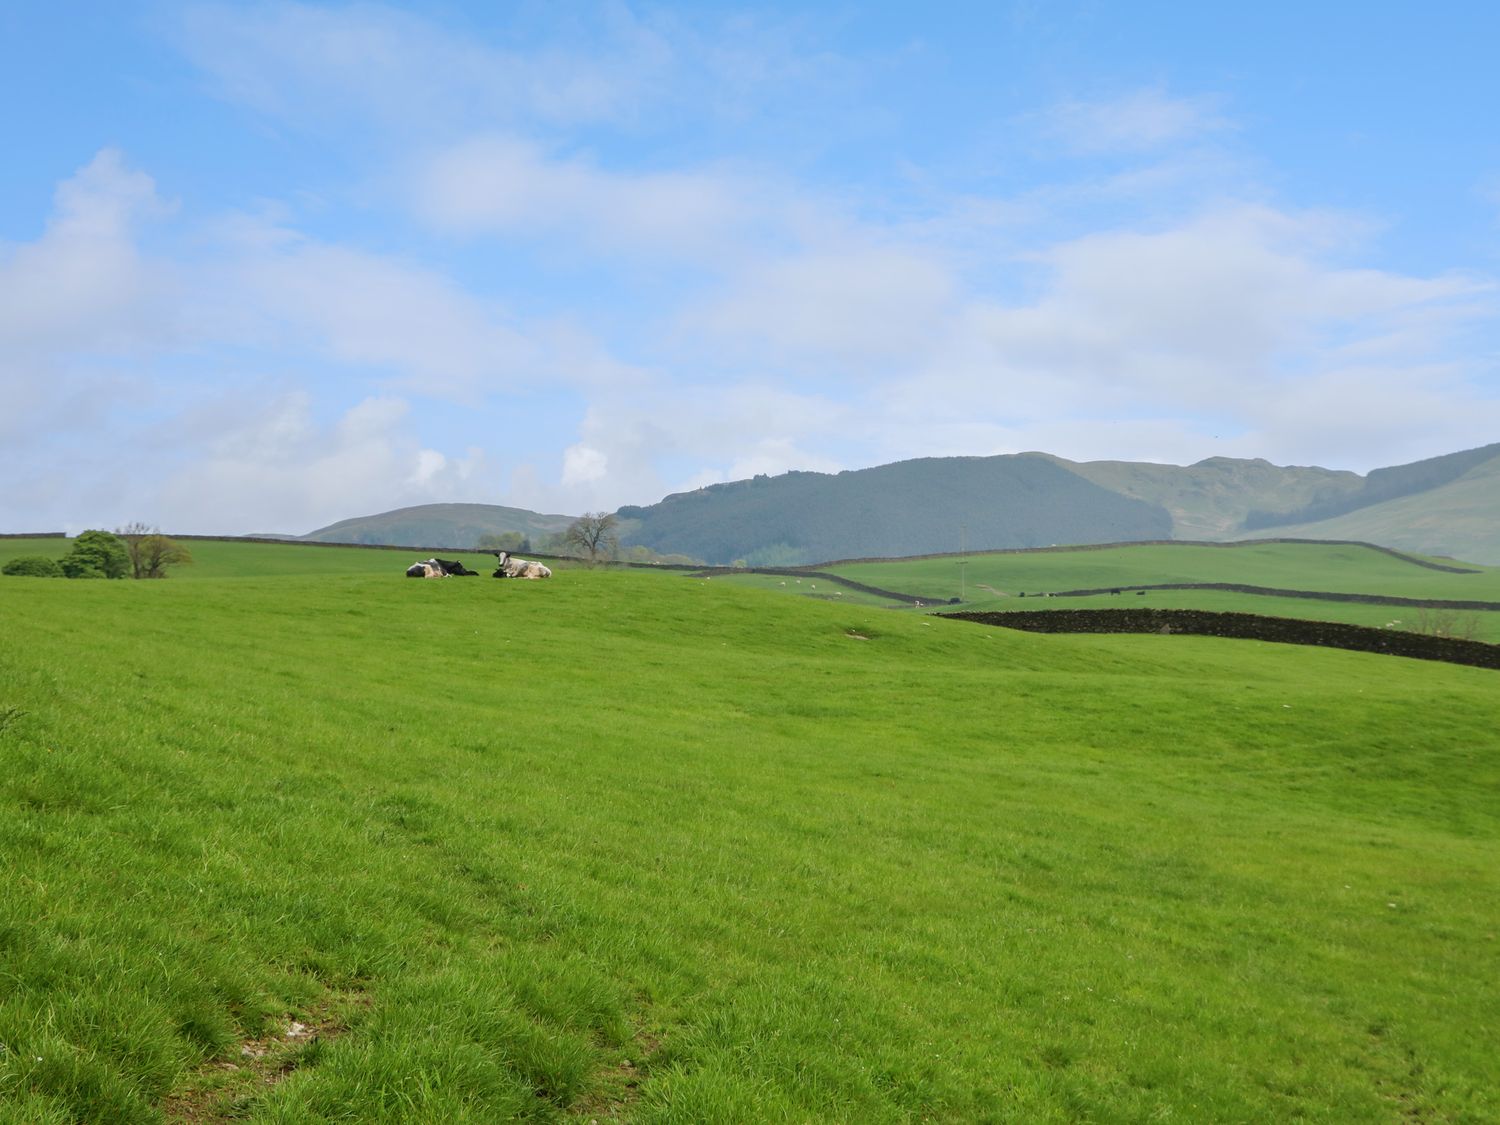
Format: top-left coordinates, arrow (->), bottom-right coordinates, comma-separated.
297,442 -> 1500,565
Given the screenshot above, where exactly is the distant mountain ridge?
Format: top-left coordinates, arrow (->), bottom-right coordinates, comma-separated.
298,443 -> 1500,566
1039,454 -> 1363,540
1244,452 -> 1500,564
1242,442 -> 1500,530
302,503 -> 574,548
617,454 -> 1173,565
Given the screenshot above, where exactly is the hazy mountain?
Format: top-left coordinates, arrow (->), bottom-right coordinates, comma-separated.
301,503 -> 576,549
1245,451 -> 1500,564
616,454 -> 1174,566
297,444 -> 1500,567
1041,454 -> 1362,540
1242,441 -> 1500,530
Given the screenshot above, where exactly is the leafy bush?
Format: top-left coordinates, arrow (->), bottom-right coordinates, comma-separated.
60,530 -> 131,579
117,525 -> 194,578
2,555 -> 64,577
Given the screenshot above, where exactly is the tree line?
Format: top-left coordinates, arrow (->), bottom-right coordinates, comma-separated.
2,525 -> 192,579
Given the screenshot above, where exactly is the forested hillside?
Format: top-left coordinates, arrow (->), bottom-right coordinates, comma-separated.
617,454 -> 1173,565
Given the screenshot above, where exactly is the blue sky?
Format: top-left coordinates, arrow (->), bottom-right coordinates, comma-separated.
3,1 -> 1497,534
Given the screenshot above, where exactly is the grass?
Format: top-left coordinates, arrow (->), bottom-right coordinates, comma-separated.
0,537 -> 509,580
1,541 -> 1498,1121
796,540 -> 1500,641
828,540 -> 1500,601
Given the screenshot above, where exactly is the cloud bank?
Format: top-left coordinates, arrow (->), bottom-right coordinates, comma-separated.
3,3 -> 1496,534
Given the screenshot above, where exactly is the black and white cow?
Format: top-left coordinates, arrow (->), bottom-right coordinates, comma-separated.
405,557 -> 478,578
491,551 -> 552,579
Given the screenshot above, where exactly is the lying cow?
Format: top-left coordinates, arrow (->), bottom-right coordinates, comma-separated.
492,551 -> 552,579
405,557 -> 478,578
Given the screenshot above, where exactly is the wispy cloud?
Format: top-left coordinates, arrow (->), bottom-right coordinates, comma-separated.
177,1 -> 665,133
413,136 -> 763,262
1040,88 -> 1232,155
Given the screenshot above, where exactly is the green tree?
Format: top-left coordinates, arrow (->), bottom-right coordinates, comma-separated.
60,530 -> 130,579
2,555 -> 64,577
562,512 -> 619,562
117,523 -> 193,578
478,531 -> 528,553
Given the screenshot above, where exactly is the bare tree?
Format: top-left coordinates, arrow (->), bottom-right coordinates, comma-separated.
1413,606 -> 1481,641
117,524 -> 193,579
563,512 -> 619,562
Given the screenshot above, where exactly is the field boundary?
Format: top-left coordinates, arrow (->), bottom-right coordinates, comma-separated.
817,538 -> 1483,574
685,566 -> 942,605
945,608 -> 1500,670
1041,582 -> 1500,611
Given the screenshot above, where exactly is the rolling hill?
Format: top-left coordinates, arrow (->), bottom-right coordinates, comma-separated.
1249,452 -> 1500,563
616,454 -> 1175,566
1042,454 -> 1362,540
293,442 -> 1500,566
301,502 -> 575,549
1243,441 -> 1500,530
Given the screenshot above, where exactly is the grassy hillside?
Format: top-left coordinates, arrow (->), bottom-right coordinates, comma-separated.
809,540 -> 1500,644
302,503 -> 576,549
1245,442 -> 1500,532
2,541 -> 1498,1121
1251,456 -> 1500,565
619,454 -> 1172,565
827,540 -> 1500,601
1045,455 -> 1361,539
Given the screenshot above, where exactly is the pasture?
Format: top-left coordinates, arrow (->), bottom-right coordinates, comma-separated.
824,540 -> 1500,602
702,541 -> 1500,643
1,539 -> 1498,1121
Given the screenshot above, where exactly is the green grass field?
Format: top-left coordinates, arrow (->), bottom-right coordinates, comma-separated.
0,538 -> 513,581
810,541 -> 1500,641
827,541 -> 1500,601
2,540 -> 1498,1121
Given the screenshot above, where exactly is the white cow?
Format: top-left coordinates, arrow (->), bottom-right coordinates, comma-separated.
493,551 -> 552,579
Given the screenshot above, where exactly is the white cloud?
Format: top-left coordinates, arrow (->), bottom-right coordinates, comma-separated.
151,392 -> 495,534
0,148 -> 172,358
414,135 -> 761,262
524,382 -> 851,512
688,243 -> 958,370
1042,88 -> 1231,155
226,226 -> 541,398
561,443 -> 609,486
178,1 -> 663,132
843,202 -> 1497,473
0,149 -> 179,471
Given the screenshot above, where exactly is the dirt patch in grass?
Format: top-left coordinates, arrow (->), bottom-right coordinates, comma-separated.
162,992 -> 370,1122
570,1028 -> 663,1122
